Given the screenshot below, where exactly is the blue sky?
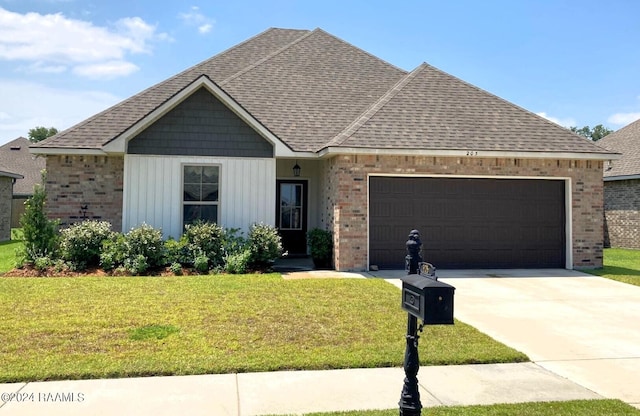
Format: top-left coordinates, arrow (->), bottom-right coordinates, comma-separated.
1,0 -> 639,145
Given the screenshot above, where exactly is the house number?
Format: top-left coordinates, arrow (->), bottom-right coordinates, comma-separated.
466,151 -> 478,156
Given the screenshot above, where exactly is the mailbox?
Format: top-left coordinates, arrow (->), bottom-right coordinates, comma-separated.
401,274 -> 455,325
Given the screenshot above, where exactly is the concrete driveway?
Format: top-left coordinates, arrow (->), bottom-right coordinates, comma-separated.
376,269 -> 640,408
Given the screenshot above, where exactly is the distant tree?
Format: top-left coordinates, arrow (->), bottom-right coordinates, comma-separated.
27,126 -> 58,143
570,124 -> 613,141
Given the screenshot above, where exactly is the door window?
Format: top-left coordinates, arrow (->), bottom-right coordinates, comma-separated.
279,183 -> 303,230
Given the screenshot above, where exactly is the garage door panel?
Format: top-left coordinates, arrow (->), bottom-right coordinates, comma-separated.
369,177 -> 566,269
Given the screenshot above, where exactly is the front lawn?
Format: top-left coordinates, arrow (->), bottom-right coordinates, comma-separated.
0,274 -> 527,382
586,248 -> 640,287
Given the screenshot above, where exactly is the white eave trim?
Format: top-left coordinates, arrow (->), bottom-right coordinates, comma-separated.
101,75 -> 298,157
604,174 -> 640,181
317,146 -> 620,161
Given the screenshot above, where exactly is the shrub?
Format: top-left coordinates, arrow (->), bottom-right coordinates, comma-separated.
19,172 -> 59,263
247,223 -> 282,268
163,237 -> 189,265
193,254 -> 210,274
222,228 -> 247,256
125,223 -> 165,269
59,220 -> 112,270
100,233 -> 127,271
224,249 -> 252,274
33,256 -> 52,272
183,221 -> 225,267
125,254 -> 148,275
307,228 -> 333,269
169,262 -> 183,276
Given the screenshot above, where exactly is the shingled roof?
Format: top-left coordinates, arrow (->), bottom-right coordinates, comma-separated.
0,137 -> 42,195
32,27 -> 614,159
597,118 -> 640,178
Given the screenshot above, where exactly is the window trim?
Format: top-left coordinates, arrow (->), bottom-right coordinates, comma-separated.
181,163 -> 221,227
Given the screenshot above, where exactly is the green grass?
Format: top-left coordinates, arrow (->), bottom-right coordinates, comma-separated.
298,399 -> 640,415
0,274 -> 527,382
0,239 -> 22,273
586,248 -> 640,287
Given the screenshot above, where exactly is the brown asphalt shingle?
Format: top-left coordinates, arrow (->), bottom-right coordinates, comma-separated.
32,27 -> 615,157
33,28 -> 313,150
328,63 -> 611,154
597,118 -> 640,177
0,137 -> 44,195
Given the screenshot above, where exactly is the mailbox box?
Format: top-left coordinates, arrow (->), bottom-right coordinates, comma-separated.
401,274 -> 455,325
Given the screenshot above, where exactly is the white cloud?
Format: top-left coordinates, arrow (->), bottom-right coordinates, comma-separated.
0,79 -> 120,142
536,112 -> 576,128
73,60 -> 139,79
0,7 -> 169,78
179,6 -> 215,35
607,112 -> 640,126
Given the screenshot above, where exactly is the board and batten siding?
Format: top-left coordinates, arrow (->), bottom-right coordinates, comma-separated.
123,154 -> 275,239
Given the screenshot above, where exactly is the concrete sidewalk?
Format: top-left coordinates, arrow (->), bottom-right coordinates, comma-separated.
0,363 -> 602,415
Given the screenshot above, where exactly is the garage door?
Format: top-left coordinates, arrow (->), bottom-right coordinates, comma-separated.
369,177 -> 566,269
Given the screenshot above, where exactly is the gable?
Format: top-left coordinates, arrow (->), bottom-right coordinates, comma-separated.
127,87 -> 273,158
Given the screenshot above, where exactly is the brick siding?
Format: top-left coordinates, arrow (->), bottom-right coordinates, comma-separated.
45,155 -> 124,231
322,155 -> 604,271
604,179 -> 640,249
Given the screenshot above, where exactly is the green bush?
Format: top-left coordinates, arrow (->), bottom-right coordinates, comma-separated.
100,233 -> 127,271
163,237 -> 190,265
169,262 -> 183,276
307,228 -> 333,269
222,228 -> 247,256
59,220 -> 112,270
19,172 -> 59,263
125,223 -> 165,269
183,221 -> 225,267
193,254 -> 210,274
33,256 -> 52,272
224,249 -> 252,274
247,223 -> 282,269
125,254 -> 148,275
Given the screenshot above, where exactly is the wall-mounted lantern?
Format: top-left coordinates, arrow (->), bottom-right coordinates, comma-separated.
293,160 -> 301,177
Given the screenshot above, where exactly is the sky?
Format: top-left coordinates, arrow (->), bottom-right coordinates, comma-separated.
0,0 -> 639,145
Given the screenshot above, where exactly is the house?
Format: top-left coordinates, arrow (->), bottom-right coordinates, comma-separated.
30,28 -> 616,271
0,137 -> 46,227
597,119 -> 640,249
0,165 -> 23,241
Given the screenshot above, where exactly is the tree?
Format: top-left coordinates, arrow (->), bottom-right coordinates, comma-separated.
27,126 -> 58,142
19,171 -> 59,263
570,124 -> 613,141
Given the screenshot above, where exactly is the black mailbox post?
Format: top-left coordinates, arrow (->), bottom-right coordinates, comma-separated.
399,231 -> 455,416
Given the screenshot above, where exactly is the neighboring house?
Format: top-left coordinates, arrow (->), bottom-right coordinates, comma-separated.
0,165 -> 24,241
0,137 -> 46,227
597,119 -> 640,249
30,28 -> 616,271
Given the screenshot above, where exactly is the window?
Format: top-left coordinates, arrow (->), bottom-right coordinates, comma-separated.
279,183 -> 303,230
183,165 -> 219,227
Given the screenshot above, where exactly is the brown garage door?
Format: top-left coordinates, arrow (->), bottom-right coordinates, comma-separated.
369,177 -> 566,269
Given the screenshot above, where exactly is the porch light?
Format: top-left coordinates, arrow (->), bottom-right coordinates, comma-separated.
293,161 -> 301,177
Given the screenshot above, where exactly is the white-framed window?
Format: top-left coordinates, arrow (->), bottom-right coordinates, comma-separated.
182,165 -> 220,227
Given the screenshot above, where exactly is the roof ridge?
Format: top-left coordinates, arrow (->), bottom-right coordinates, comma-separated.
322,63 -> 428,149
313,28 -> 408,75
219,28 -> 316,86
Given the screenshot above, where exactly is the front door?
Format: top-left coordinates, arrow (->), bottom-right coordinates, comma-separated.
276,180 -> 308,256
